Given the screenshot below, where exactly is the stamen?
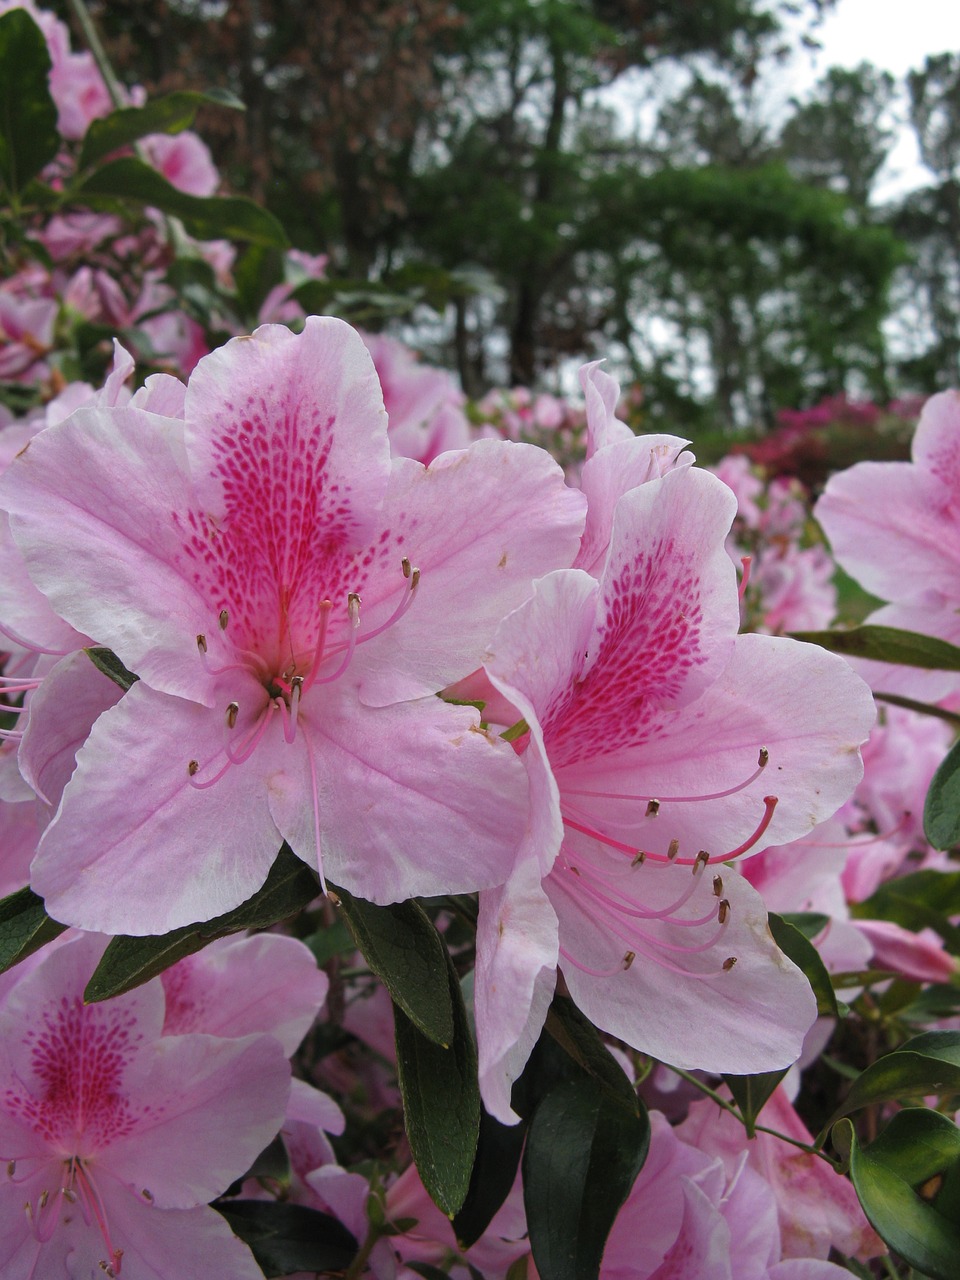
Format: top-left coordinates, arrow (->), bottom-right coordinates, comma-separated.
646,799 -> 660,817
622,951 -> 636,970
719,795 -> 778,860
632,851 -> 646,867
402,556 -> 412,578
723,956 -> 737,971
350,566 -> 421,647
219,609 -> 229,630
300,600 -> 332,693
694,850 -> 710,872
196,634 -> 207,654
666,838 -> 679,861
310,597 -> 360,686
564,748 -> 770,805
713,875 -> 723,897
0,726 -> 24,742
188,760 -> 199,776
226,702 -> 239,730
718,899 -> 730,924
0,618 -> 73,657
300,722 -> 328,896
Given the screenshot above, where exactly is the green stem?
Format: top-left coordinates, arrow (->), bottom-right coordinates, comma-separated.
667,1066 -> 843,1170
342,1220 -> 381,1280
65,0 -> 125,110
874,690 -> 960,729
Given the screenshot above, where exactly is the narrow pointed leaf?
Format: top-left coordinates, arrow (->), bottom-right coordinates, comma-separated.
79,89 -> 244,170
768,912 -> 838,1017
394,951 -> 480,1217
789,625 -> 960,670
0,10 -> 58,197
217,1201 -> 357,1275
77,157 -> 289,246
84,845 -> 319,1001
827,1031 -> 960,1126
336,888 -> 453,1047
523,1078 -> 649,1280
925,738 -> 960,851
85,646 -> 138,691
453,1103 -> 526,1249
0,887 -> 66,974
723,1067 -> 789,1136
849,1108 -> 960,1280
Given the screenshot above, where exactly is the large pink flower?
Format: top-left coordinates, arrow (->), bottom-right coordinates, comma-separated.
476,463 -> 875,1119
0,318 -> 584,933
0,933 -> 290,1279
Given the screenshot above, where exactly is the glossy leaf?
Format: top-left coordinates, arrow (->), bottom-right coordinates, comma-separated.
523,1077 -> 650,1280
768,912 -> 838,1017
849,1108 -> 960,1280
84,845 -> 319,1001
336,889 -> 453,1047
789,625 -> 960,670
394,950 -> 480,1217
79,89 -> 244,170
827,1031 -> 960,1126
77,157 -> 289,246
85,646 -> 138,691
0,887 -> 66,974
0,10 -> 58,197
217,1200 -> 357,1276
723,1067 -> 789,1136
453,1103 -> 526,1249
925,737 -> 960,851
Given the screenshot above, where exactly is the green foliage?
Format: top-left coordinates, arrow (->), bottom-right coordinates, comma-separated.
78,157 -> 289,246
79,89 -> 244,171
0,887 -> 67,975
0,9 -> 59,199
768,911 -> 839,1018
848,1109 -> 960,1280
722,1068 -> 789,1137
925,738 -> 960,851
336,889 -> 455,1047
393,947 -> 480,1217
828,1031 -> 960,1126
788,625 -> 960,671
216,1201 -> 358,1276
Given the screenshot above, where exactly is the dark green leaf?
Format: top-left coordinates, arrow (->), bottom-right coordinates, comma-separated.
305,917 -> 354,967
453,1103 -> 526,1249
925,738 -> 960,850
336,889 -> 453,1047
779,911 -> 829,940
233,243 -> 286,318
0,10 -> 58,197
79,89 -> 244,170
827,1031 -> 960,1127
394,950 -> 480,1217
855,869 -> 960,954
85,646 -> 138,691
768,912 -> 838,1017
789,625 -> 960,670
0,887 -> 66,974
84,845 -> 318,1001
723,1068 -> 789,1136
217,1200 -> 357,1275
850,1108 -> 960,1280
543,997 -> 639,1110
523,1078 -> 649,1280
77,157 -> 289,246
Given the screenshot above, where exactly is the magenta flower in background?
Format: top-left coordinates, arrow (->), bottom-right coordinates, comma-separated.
0,933 -> 290,1279
0,318 -> 584,933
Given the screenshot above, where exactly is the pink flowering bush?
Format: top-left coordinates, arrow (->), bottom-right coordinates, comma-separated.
5,5 -> 960,1279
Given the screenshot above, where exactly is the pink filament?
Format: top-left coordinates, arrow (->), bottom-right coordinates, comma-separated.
0,618 -> 73,656
563,751 -> 768,804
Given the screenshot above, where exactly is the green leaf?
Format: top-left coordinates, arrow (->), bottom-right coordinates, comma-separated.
779,911 -> 830,940
925,738 -> 960,851
79,89 -> 243,170
768,912 -> 838,1017
542,997 -> 639,1110
453,1103 -> 526,1249
849,1108 -> 960,1280
84,845 -> 319,1001
217,1200 -> 357,1276
0,887 -> 66,974
723,1067 -> 789,1136
394,949 -> 480,1217
827,1031 -> 960,1127
305,917 -> 354,967
336,889 -> 454,1047
854,869 -> 960,955
85,646 -> 138,691
76,157 -> 289,246
789,625 -> 960,670
523,1078 -> 650,1280
0,10 -> 59,198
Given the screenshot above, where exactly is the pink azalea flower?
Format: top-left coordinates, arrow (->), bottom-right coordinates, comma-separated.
140,132 -> 220,197
0,933 -> 290,1279
476,463 -> 875,1120
679,1087 -> 882,1263
816,389 -> 960,703
0,317 -> 584,933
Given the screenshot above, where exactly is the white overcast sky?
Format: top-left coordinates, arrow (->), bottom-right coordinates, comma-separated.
778,0 -> 960,197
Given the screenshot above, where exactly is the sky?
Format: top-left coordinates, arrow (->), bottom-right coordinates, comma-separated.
777,0 -> 959,197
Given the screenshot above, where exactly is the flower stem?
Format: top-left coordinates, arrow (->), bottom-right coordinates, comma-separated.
66,0 -> 126,110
